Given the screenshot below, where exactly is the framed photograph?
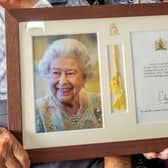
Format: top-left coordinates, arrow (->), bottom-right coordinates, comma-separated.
6,4 -> 168,163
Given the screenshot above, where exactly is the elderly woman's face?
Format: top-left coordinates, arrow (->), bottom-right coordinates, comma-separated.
49,54 -> 86,105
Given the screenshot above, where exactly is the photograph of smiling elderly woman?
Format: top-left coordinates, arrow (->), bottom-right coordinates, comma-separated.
34,35 -> 102,133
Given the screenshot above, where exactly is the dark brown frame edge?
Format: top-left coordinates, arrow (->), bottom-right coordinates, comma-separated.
6,3 -> 168,163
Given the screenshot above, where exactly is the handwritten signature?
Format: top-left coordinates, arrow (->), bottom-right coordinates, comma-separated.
158,91 -> 168,104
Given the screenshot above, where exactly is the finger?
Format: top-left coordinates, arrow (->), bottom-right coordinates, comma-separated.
158,154 -> 168,160
0,128 -> 12,159
0,163 -> 7,168
0,129 -> 21,168
0,128 -> 30,168
0,127 -> 8,133
143,152 -> 159,159
0,155 -> 6,168
0,0 -> 38,8
104,156 -> 131,168
10,136 -> 30,168
5,143 -> 22,168
159,148 -> 168,160
161,148 -> 168,155
5,154 -> 22,168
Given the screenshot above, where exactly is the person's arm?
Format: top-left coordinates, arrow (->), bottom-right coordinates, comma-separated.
143,148 -> 168,160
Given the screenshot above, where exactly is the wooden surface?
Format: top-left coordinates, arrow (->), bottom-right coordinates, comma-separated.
5,11 -> 22,142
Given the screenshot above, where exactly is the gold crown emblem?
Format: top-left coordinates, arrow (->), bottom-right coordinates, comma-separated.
155,37 -> 167,51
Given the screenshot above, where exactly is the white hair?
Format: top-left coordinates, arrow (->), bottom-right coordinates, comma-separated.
38,38 -> 94,80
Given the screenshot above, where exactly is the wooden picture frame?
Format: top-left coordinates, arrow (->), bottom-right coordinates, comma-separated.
6,4 -> 168,163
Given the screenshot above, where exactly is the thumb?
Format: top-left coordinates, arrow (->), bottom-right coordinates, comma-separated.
10,133 -> 30,168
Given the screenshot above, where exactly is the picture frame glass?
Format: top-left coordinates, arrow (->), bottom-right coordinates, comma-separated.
18,16 -> 168,150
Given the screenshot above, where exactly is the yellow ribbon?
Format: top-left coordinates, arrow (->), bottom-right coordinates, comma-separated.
110,45 -> 126,110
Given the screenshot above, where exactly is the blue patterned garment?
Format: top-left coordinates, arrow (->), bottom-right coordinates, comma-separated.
36,93 -> 102,132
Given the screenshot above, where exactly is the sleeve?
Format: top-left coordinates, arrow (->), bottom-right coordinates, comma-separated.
0,6 -> 7,100
131,154 -> 166,168
66,0 -> 90,6
33,0 -> 52,8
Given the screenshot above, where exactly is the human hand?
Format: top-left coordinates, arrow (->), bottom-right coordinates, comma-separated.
143,148 -> 168,160
0,127 -> 30,168
0,0 -> 38,8
104,156 -> 131,168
